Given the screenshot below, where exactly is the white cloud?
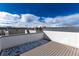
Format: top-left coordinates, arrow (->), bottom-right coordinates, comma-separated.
20,14 -> 40,22
44,16 -> 64,24
0,12 -> 20,27
0,12 -> 79,27
44,14 -> 79,27
18,14 -> 46,27
0,12 -> 45,27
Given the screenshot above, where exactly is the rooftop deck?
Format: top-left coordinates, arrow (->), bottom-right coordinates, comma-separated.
20,41 -> 79,56
1,29 -> 79,56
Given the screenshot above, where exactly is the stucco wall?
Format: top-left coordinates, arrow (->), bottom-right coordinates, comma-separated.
44,31 -> 79,48
0,33 -> 44,51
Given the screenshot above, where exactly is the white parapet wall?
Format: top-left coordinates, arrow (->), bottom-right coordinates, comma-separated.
29,30 -> 36,33
0,33 -> 44,51
44,31 -> 79,48
0,39 -> 2,51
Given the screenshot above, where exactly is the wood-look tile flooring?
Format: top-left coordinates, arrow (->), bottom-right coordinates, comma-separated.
20,41 -> 79,56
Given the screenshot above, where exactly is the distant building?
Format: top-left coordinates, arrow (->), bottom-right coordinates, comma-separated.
0,27 -> 31,36
0,26 -> 44,36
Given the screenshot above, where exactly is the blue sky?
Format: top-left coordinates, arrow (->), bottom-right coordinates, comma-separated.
0,3 -> 79,27
0,3 -> 79,17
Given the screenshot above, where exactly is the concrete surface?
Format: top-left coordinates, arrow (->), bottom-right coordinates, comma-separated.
44,31 -> 79,48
